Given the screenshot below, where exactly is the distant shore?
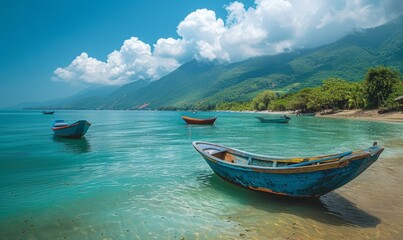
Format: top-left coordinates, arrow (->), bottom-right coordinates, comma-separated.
242,109 -> 403,123
316,109 -> 403,123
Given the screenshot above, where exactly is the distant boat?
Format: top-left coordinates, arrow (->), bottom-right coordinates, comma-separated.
181,115 -> 217,125
294,110 -> 316,116
192,141 -> 384,197
51,120 -> 91,138
42,111 -> 55,115
255,116 -> 290,123
300,112 -> 316,116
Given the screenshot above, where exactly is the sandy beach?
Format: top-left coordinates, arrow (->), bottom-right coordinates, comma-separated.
247,109 -> 403,123
316,109 -> 403,123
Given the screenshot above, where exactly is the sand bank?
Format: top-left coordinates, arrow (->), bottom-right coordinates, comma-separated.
316,109 -> 403,123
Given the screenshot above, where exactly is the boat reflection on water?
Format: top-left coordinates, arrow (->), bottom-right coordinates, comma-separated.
185,123 -> 216,138
52,136 -> 91,154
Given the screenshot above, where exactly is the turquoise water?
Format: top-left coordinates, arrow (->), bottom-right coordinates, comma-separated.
0,110 -> 402,239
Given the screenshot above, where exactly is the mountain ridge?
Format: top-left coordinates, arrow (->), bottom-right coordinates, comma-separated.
31,15 -> 403,110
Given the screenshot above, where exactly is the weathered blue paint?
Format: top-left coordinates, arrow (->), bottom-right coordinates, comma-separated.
192,141 -> 384,198
51,120 -> 91,138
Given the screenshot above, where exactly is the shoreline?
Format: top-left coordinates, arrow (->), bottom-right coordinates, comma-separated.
315,109 -> 403,123
229,109 -> 403,123
5,108 -> 403,123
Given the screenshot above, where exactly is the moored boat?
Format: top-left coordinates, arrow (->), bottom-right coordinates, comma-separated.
182,115 -> 217,125
298,112 -> 316,116
255,116 -> 290,123
192,141 -> 384,197
51,120 -> 91,138
42,111 -> 55,114
302,113 -> 316,116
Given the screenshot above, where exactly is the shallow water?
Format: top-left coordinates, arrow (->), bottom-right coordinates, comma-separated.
0,110 -> 402,239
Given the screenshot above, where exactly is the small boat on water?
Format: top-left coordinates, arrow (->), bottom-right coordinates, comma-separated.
182,115 -> 217,125
51,120 -> 91,138
294,110 -> 316,116
42,111 -> 55,115
255,115 -> 290,123
192,141 -> 384,197
298,112 -> 316,117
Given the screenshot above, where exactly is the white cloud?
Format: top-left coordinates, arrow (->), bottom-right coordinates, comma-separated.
177,9 -> 228,62
54,0 -> 401,85
153,38 -> 192,63
53,37 -> 180,85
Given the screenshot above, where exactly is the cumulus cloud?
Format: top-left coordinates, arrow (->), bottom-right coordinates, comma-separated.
177,9 -> 228,62
53,37 -> 181,85
54,0 -> 402,85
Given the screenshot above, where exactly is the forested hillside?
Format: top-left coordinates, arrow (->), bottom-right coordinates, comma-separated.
34,15 -> 403,110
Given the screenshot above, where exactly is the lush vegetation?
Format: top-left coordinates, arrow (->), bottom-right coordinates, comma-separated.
364,66 -> 401,109
234,66 -> 402,113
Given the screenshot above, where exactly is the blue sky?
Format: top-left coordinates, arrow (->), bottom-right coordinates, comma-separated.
0,0 -> 401,108
0,0 -> 253,107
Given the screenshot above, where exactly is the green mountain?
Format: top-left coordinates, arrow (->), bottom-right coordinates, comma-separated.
33,80 -> 149,109
47,15 -> 403,110
106,61 -> 229,109
23,85 -> 118,109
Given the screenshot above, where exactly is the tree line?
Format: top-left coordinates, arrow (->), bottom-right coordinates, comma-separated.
216,65 -> 403,113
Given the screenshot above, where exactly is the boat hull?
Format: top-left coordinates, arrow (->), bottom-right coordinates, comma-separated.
182,116 -> 217,124
255,117 -> 290,123
52,120 -> 91,138
300,113 -> 316,116
193,142 -> 383,197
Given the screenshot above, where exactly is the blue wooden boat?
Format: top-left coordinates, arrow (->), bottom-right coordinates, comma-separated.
255,116 -> 290,123
51,120 -> 91,138
192,141 -> 384,197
